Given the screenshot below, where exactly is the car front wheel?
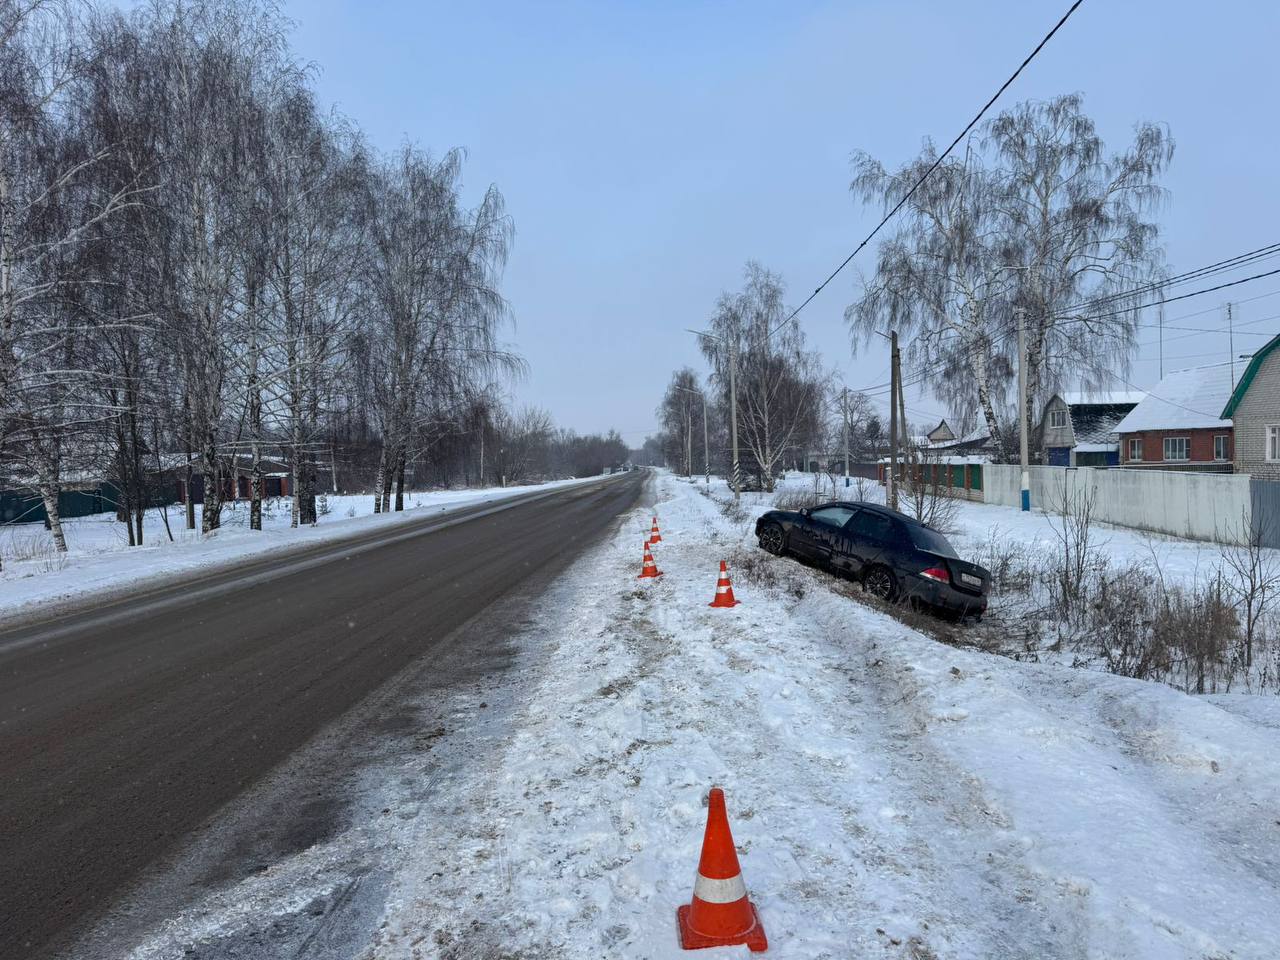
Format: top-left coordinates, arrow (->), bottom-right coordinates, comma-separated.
758,522 -> 786,556
862,565 -> 898,602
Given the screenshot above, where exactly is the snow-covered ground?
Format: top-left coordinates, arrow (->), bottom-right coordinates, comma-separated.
0,477 -> 600,621
115,470 -> 1280,960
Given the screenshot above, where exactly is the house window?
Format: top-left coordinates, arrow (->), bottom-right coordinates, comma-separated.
1214,435 -> 1229,461
1163,437 -> 1189,461
1268,426 -> 1280,462
1049,409 -> 1067,429
1128,438 -> 1143,461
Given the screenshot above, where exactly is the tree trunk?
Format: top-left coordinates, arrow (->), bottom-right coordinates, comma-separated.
381,442 -> 396,512
373,446 -> 386,514
185,460 -> 196,531
967,338 -> 1007,463
127,402 -> 146,547
290,448 -> 301,528
977,379 -> 1005,463
38,484 -> 67,553
394,447 -> 406,512
113,422 -> 136,546
183,406 -> 196,530
250,441 -> 262,532
298,451 -> 318,525
201,430 -> 222,533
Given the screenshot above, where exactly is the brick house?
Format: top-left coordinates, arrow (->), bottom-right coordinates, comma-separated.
1222,332 -> 1280,479
1039,391 -> 1144,466
1114,362 -> 1234,471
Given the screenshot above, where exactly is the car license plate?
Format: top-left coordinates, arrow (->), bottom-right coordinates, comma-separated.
960,572 -> 982,588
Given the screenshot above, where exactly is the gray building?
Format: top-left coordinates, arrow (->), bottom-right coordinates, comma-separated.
1222,333 -> 1280,479
1039,391 -> 1145,467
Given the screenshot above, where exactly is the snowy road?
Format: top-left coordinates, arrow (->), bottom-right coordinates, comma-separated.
0,471 -> 643,960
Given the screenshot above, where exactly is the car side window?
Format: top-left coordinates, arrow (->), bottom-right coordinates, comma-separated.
809,505 -> 858,528
846,510 -> 895,542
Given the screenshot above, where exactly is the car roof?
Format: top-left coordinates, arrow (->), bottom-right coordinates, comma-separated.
817,500 -> 926,528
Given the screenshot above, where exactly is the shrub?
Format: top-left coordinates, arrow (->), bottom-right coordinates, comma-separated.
771,488 -> 822,512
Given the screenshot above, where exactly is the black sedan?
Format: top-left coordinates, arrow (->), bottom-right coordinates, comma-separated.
755,500 -> 989,618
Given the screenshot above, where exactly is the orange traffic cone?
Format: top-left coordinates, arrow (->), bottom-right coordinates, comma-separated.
677,786 -> 767,952
638,541 -> 662,579
649,516 -> 663,544
708,560 -> 740,608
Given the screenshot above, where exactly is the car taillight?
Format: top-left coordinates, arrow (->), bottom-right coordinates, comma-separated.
920,566 -> 950,583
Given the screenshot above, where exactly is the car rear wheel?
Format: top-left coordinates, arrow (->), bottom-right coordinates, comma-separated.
862,565 -> 898,602
758,522 -> 786,556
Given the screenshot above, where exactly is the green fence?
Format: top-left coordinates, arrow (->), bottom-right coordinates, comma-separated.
0,485 -> 120,525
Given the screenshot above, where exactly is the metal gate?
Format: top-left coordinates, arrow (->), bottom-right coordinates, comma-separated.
1249,478 -> 1280,548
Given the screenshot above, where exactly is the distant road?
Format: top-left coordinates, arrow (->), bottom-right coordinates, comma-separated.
0,472 -> 644,959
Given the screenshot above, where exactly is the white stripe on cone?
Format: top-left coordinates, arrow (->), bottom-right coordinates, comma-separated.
692,871 -> 748,904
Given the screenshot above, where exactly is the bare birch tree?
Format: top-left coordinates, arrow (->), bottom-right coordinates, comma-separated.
846,147 -> 1016,457
988,94 -> 1173,412
703,262 -> 821,491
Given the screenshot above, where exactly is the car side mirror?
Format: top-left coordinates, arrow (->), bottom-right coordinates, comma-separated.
799,507 -> 811,518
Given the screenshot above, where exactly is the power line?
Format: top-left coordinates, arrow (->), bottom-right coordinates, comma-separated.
1140,313 -> 1279,340
778,0 -> 1087,329
1139,297 -> 1280,346
851,251 -> 1280,397
1049,265 -> 1280,327
1054,243 -> 1280,318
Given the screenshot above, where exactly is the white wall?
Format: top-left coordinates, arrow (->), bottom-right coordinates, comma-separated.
982,465 -> 1250,543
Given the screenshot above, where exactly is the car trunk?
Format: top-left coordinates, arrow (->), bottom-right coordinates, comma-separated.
927,551 -> 988,596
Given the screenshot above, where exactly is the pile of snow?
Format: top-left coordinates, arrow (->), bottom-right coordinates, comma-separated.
117,471 -> 1280,959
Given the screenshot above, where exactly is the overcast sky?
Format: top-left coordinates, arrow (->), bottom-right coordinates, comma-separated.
281,0 -> 1280,442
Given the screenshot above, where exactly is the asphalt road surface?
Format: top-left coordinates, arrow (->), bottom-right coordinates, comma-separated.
0,471 -> 644,959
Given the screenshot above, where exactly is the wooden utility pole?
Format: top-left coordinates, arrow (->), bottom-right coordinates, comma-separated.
897,353 -> 913,478
1227,302 -> 1236,386
888,331 -> 899,511
1158,301 -> 1165,379
842,386 -> 850,490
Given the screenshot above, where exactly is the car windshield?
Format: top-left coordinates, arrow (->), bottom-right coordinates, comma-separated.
907,523 -> 958,558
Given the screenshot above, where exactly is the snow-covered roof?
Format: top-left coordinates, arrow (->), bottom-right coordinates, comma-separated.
1069,404 -> 1137,446
1113,363 -> 1235,433
922,423 -> 993,451
954,424 -> 992,444
1061,390 -> 1148,407
1073,441 -> 1119,453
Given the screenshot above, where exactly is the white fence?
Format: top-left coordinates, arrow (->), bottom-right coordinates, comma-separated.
982,464 -> 1251,543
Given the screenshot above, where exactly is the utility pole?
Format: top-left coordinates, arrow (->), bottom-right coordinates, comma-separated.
842,386 -> 850,489
897,354 -> 914,482
687,328 -> 744,500
702,392 -> 710,486
1016,306 -> 1030,512
1158,301 -> 1165,380
685,406 -> 693,478
674,384 -> 711,487
888,331 -> 899,511
729,341 -> 740,500
1227,302 -> 1236,386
